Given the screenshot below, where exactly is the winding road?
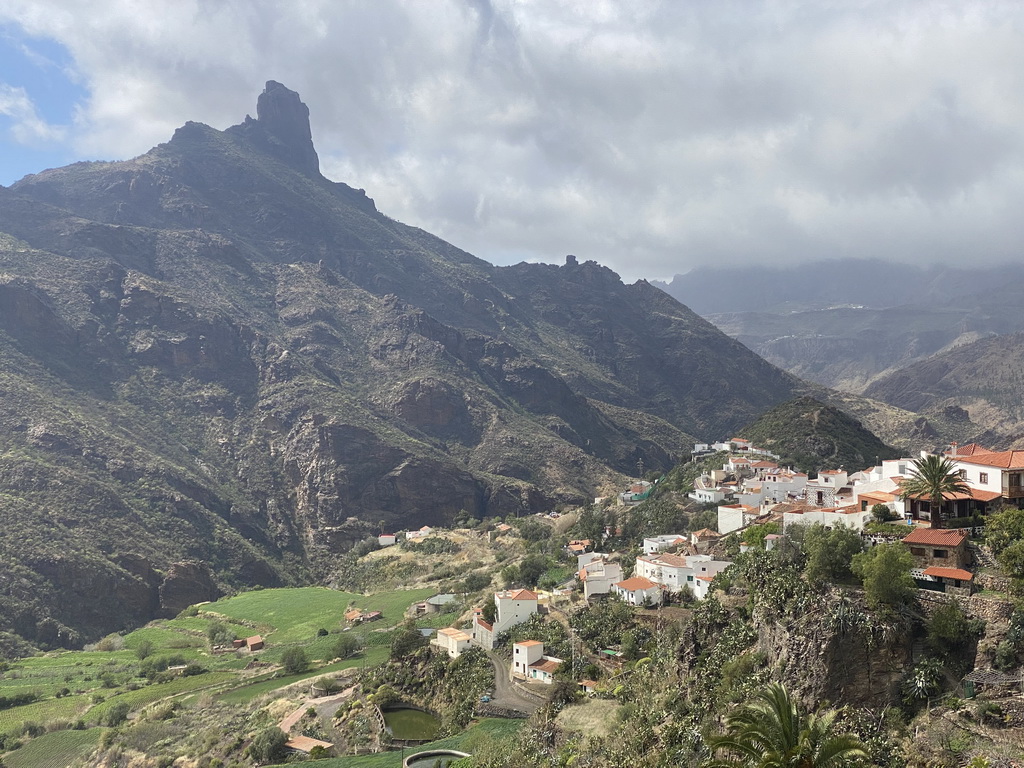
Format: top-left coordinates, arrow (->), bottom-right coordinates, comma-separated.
484,650 -> 545,715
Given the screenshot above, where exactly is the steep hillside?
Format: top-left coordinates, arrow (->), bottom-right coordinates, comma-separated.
0,82 -> 804,647
738,396 -> 901,472
864,332 -> 1024,446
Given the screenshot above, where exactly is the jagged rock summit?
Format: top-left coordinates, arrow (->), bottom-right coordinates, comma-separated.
233,80 -> 321,176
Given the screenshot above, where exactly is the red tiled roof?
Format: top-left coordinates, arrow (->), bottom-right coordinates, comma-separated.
498,589 -> 538,600
286,736 -> 334,753
654,553 -> 690,568
517,639 -> 543,647
530,658 -> 560,673
615,576 -> 657,592
900,485 -> 1002,502
691,528 -> 721,539
923,567 -> 974,581
949,443 -> 988,457
858,491 -> 897,502
954,450 -> 1024,470
696,575 -> 714,582
475,617 -> 493,631
579,679 -> 599,687
903,528 -> 968,547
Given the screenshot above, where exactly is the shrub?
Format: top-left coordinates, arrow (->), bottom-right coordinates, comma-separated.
280,647 -> 309,675
249,727 -> 288,763
332,634 -> 360,660
105,702 -> 131,727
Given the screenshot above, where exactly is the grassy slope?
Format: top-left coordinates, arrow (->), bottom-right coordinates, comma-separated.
1,727 -> 104,768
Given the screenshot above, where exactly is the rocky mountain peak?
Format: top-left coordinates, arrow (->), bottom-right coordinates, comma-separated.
251,80 -> 321,176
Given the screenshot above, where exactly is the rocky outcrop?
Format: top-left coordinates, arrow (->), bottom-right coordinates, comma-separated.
254,80 -> 320,176
158,561 -> 222,616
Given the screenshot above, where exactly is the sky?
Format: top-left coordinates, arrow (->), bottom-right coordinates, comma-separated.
1,1 -> 1023,282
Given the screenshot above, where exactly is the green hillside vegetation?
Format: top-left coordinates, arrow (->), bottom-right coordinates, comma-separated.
0,585 -> 442,763
738,396 -> 902,473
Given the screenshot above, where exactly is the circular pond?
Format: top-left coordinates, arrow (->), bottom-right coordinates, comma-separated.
403,749 -> 470,768
382,705 -> 441,741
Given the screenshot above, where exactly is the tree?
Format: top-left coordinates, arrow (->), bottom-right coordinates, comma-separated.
871,504 -> 898,523
389,620 -> 428,660
984,505 -> 1024,558
705,682 -> 867,768
899,455 -> 971,526
280,647 -> 309,675
332,633 -> 360,660
851,543 -> 916,610
249,727 -> 288,764
803,525 -> 864,583
927,601 -> 983,659
480,598 -> 497,626
134,639 -> 154,660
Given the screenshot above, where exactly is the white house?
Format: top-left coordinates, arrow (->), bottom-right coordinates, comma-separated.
512,640 -> 562,684
472,589 -> 539,649
635,553 -> 733,596
717,504 -> 761,534
642,534 -> 686,555
694,575 -> 717,600
406,525 -> 434,541
689,486 -> 727,505
378,533 -> 397,547
613,576 -> 662,606
431,627 -> 472,658
578,557 -> 623,600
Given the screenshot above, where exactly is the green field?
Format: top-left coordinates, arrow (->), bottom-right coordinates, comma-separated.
0,695 -> 88,735
1,727 -> 104,768
0,585 -> 450,749
216,647 -> 388,704
86,671 -> 236,723
274,719 -> 522,767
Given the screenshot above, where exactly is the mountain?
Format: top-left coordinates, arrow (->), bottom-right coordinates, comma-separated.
863,332 -> 1024,447
654,258 -> 1023,317
737,396 -> 901,473
0,81 -> 805,648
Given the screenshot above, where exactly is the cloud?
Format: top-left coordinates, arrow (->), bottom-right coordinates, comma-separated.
2,1 -> 1024,280
0,82 -> 66,144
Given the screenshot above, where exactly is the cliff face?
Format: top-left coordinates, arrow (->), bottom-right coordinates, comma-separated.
0,83 -> 804,648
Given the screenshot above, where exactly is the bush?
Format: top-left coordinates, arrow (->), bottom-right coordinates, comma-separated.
332,634 -> 360,660
135,639 -> 154,660
852,542 -> 916,610
105,702 -> 131,727
280,647 -> 309,675
249,727 -> 288,763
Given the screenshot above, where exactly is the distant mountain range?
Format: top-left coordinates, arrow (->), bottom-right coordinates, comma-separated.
0,82 -> 816,648
656,260 -> 1024,435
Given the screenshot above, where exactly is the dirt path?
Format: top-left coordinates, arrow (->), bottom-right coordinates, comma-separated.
485,650 -> 544,715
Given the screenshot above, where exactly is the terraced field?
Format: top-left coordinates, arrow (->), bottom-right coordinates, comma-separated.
1,584 -> 458,765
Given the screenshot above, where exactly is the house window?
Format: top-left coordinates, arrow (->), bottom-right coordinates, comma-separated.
687,575 -> 693,581
958,470 -> 967,479
910,547 -> 926,556
980,472 -> 989,484
933,549 -> 947,559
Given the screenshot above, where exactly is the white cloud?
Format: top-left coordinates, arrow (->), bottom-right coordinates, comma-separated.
3,0 -> 1024,280
0,82 -> 66,144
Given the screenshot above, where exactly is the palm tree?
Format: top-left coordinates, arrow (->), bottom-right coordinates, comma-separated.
705,683 -> 867,768
899,454 -> 971,527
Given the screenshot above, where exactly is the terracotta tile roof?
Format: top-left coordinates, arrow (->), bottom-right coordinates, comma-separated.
903,528 -> 968,547
615,576 -> 658,591
955,450 -> 1024,470
653,554 -> 689,568
751,461 -> 778,468
437,627 -> 471,641
579,679 -> 599,687
691,528 -> 721,539
949,443 -> 988,456
498,589 -> 538,600
517,639 -> 544,647
530,658 -> 560,673
900,485 -> 1002,502
286,736 -> 334,753
475,617 -> 493,631
696,575 -> 714,582
858,491 -> 897,502
923,566 -> 974,581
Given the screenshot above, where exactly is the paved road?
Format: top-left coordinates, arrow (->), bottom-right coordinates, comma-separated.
485,650 -> 544,715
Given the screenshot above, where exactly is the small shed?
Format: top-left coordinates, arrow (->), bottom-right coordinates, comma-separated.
231,638 -> 246,649
246,635 -> 264,651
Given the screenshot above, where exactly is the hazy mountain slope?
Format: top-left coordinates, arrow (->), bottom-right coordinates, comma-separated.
863,332 -> 1024,446
0,82 -> 807,647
